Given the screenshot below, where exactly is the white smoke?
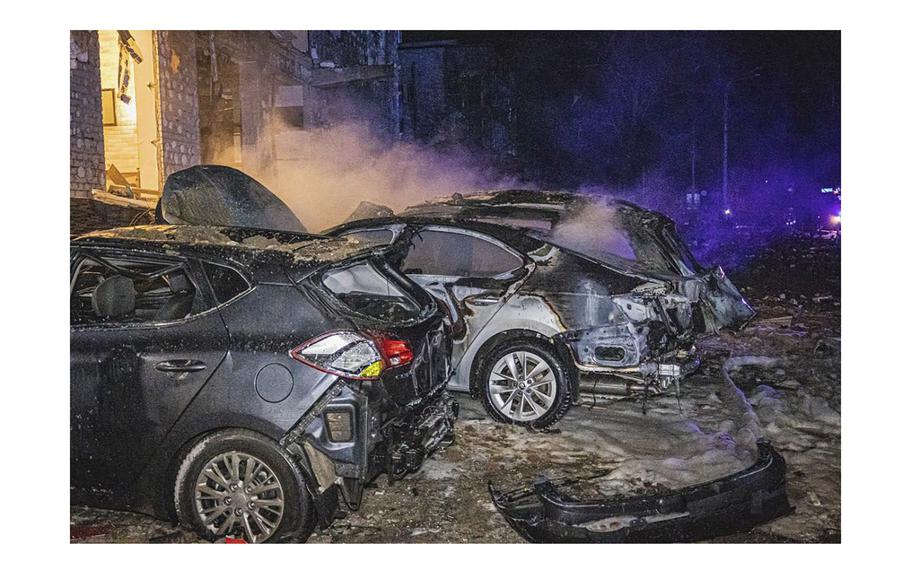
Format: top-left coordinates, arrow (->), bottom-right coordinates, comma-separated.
548,197 -> 637,261
215,119 -> 526,232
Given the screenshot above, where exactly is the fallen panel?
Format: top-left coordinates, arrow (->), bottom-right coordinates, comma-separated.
489,439 -> 792,543
158,165 -> 307,233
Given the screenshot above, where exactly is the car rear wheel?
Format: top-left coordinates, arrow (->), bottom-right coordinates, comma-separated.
479,340 -> 572,428
174,429 -> 316,543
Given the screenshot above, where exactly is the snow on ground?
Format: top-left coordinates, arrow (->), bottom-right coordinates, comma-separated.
701,316 -> 841,541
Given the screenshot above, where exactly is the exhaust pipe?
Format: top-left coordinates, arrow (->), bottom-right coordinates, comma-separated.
578,376 -> 649,396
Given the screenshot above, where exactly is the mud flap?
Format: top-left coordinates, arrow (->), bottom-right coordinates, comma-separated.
489,439 -> 792,543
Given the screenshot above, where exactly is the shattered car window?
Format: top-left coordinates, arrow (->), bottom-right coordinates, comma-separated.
536,200 -> 699,276
341,228 -> 395,245
321,261 -> 423,323
203,262 -> 251,305
71,254 -> 204,326
402,230 -> 523,277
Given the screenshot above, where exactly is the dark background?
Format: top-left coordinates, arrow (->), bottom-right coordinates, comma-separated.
401,31 -> 840,227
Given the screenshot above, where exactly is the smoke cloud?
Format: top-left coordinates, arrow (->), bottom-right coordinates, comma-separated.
217,119 -> 527,232
548,198 -> 637,262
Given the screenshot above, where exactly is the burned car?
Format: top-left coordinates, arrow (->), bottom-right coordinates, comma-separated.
327,190 -> 755,427
70,224 -> 456,542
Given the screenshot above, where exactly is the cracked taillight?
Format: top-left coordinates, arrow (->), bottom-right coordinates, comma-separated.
290,331 -> 385,380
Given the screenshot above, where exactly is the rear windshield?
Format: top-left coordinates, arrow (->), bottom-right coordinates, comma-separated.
320,261 -> 424,323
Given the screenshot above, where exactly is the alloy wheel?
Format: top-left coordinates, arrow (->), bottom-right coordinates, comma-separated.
194,450 -> 285,543
488,350 -> 557,422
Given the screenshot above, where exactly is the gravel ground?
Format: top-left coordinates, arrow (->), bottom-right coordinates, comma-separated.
70,233 -> 840,544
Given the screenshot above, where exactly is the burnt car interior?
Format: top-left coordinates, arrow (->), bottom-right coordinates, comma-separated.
321,261 -> 425,322
71,255 -> 206,325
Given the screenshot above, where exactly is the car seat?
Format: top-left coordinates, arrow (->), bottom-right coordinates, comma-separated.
154,272 -> 196,321
91,275 -> 137,320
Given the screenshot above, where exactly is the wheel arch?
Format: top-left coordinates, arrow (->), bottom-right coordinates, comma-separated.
144,414 -> 309,521
168,426 -> 323,542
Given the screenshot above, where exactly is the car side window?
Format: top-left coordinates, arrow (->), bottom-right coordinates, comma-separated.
341,228 -> 395,245
401,229 -> 523,277
71,253 -> 205,326
203,262 -> 251,305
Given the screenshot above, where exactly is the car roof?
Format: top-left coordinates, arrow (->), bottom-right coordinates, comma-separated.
73,224 -> 385,268
327,215 -> 549,255
403,189 -> 656,218
328,190 -> 663,250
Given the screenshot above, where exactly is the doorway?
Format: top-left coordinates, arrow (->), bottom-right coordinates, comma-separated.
98,30 -> 161,200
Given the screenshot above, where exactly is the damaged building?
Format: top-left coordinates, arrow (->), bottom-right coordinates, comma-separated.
398,35 -> 518,164
70,30 -> 400,236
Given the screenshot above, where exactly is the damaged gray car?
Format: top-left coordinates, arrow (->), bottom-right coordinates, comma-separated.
327,190 -> 755,428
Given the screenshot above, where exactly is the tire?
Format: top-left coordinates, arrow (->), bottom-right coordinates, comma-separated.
174,429 -> 316,543
478,339 -> 572,428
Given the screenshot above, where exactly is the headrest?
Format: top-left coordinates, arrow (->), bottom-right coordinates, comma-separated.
167,272 -> 193,295
92,275 -> 136,319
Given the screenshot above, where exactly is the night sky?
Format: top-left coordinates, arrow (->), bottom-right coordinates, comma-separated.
403,31 -> 840,218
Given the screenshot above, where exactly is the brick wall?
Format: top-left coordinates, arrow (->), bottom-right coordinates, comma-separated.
70,198 -> 152,238
70,30 -> 105,198
71,29 -> 402,205
157,31 -> 202,180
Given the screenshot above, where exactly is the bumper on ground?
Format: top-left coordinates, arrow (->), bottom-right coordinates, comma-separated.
489,439 -> 792,543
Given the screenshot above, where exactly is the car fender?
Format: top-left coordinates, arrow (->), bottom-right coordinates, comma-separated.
450,293 -> 567,392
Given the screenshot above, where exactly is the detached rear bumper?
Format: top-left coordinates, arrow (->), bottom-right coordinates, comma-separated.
489,439 -> 792,543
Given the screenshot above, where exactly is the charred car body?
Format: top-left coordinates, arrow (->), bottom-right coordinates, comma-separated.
327,190 -> 756,427
70,224 -> 456,542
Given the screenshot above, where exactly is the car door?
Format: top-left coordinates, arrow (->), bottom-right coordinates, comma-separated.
398,226 -> 532,371
70,245 -> 231,497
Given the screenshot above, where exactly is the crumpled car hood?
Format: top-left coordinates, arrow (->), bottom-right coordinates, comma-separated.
157,165 -> 307,233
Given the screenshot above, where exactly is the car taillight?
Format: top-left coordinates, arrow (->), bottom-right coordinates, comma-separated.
290,331 -> 384,380
378,337 -> 414,367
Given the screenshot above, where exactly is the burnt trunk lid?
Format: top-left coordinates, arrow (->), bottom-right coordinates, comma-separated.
609,203 -> 756,332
